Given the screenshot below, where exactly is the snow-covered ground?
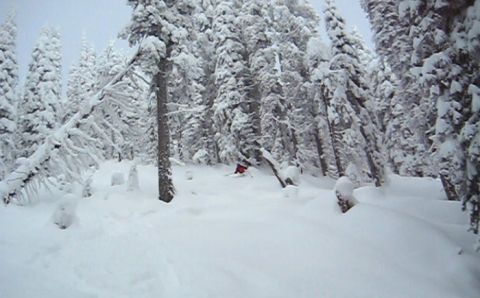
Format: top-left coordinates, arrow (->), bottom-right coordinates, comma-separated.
1,161 -> 479,298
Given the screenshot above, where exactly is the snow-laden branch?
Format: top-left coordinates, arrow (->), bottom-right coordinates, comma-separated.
261,148 -> 291,188
0,47 -> 142,204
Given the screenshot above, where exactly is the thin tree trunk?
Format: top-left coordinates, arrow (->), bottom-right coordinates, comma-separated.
439,172 -> 458,201
261,148 -> 292,188
320,87 -> 344,177
313,130 -> 328,177
249,83 -> 262,163
155,55 -> 174,203
328,121 -> 344,177
359,125 -> 382,187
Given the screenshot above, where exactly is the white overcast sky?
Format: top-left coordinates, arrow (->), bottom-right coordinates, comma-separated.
0,0 -> 373,84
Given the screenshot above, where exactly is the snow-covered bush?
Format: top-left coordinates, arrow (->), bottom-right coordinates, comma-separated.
111,172 -> 125,186
282,166 -> 300,186
52,195 -> 77,229
335,176 -> 357,213
127,164 -> 139,191
82,176 -> 93,198
345,163 -> 361,185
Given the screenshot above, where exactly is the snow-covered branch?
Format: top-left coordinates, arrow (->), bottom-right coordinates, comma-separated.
1,48 -> 142,204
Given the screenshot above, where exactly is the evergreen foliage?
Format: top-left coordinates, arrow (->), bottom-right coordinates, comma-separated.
0,11 -> 18,179
17,26 -> 62,158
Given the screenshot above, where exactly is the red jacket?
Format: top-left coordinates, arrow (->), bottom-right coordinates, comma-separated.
235,164 -> 248,174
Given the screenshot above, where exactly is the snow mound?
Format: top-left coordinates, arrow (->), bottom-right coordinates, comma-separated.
335,176 -> 354,197
111,172 -> 125,186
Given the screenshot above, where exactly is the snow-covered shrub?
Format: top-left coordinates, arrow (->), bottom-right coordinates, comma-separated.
82,176 -> 93,198
52,195 -> 77,229
111,172 -> 125,186
345,163 -> 362,185
192,149 -> 209,164
127,164 -> 139,191
55,175 -> 69,193
282,166 -> 300,186
335,176 -> 357,213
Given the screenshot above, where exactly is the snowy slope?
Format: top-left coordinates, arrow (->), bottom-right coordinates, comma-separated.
0,161 -> 479,298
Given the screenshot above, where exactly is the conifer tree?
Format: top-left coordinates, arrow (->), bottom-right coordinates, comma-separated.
271,0 -> 319,168
363,0 -> 480,232
306,37 -> 338,177
122,0 -> 195,202
96,41 -> 144,160
324,0 -> 384,186
241,1 -> 291,164
172,47 -> 211,164
0,11 -> 18,179
64,35 -> 97,122
212,0 -> 259,164
17,27 -> 62,158
361,0 -> 428,177
181,0 -> 218,164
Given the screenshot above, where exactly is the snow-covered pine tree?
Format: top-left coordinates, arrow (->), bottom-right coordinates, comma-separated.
363,0 -> 480,233
270,0 -> 320,169
240,0 -> 290,164
323,0 -> 384,186
212,0 -> 259,165
463,84 -> 480,233
361,0 -> 430,177
455,1 -> 480,233
122,0 -> 196,202
64,35 -> 97,123
1,49 -> 144,204
368,59 -> 404,172
0,11 -> 18,179
140,91 -> 158,164
368,60 -> 395,136
171,46 -> 211,164
194,0 -> 219,164
17,26 -> 62,158
305,36 -> 338,177
166,15 -> 211,164
96,41 -> 145,161
360,0 -> 411,76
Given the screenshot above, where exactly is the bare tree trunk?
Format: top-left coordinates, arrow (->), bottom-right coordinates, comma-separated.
320,87 -> 344,177
155,55 -> 174,203
313,130 -> 328,177
327,120 -> 344,177
358,125 -> 383,187
249,83 -> 262,163
261,149 -> 292,188
439,172 -> 458,201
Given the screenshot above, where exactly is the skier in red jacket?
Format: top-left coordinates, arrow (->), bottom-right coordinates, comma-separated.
234,163 -> 248,174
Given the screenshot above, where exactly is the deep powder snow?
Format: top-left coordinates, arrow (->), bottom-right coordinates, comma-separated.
0,161 -> 479,298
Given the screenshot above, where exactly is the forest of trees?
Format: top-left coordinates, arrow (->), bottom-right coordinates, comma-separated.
0,0 -> 478,234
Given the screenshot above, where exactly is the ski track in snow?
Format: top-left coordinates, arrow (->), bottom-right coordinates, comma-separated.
0,160 -> 479,298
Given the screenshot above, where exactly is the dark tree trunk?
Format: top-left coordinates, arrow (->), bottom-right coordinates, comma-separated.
320,87 -> 344,177
358,125 -> 383,187
313,130 -> 328,177
261,149 -> 293,188
347,89 -> 384,187
439,172 -> 458,201
154,55 -> 174,203
249,83 -> 262,163
327,120 -> 344,177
